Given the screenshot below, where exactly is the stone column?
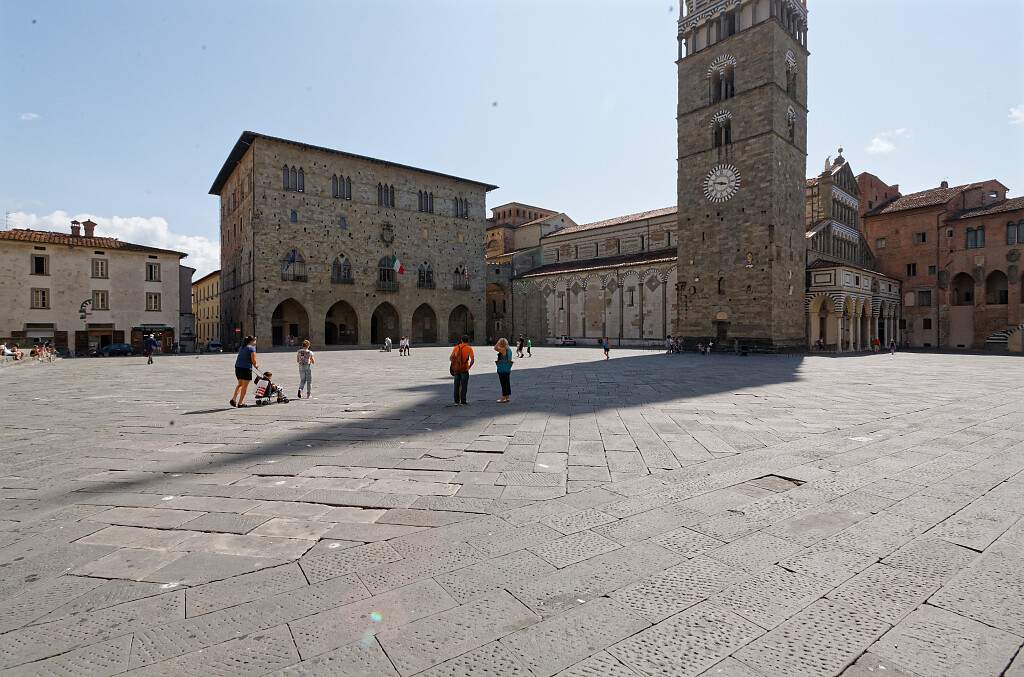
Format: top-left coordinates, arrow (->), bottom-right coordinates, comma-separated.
836,315 -> 844,352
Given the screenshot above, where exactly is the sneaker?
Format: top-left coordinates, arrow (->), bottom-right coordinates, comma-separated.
306,391 -> 311,398
229,399 -> 236,407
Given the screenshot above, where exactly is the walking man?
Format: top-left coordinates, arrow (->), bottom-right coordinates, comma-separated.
526,337 -> 532,357
449,335 -> 475,405
145,334 -> 158,364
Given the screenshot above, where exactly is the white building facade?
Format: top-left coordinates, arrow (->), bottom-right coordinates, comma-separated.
0,220 -> 186,355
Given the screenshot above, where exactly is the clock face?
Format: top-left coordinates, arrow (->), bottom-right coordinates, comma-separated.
703,164 -> 741,203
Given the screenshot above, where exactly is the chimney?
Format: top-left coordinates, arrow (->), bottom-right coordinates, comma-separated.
70,220 -> 81,237
940,180 -> 949,189
82,219 -> 96,237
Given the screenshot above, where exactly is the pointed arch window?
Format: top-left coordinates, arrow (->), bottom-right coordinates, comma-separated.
786,107 -> 797,143
332,175 -> 339,198
281,249 -> 307,282
283,165 -> 290,190
453,265 -> 470,290
378,256 -> 397,287
331,254 -> 353,284
711,110 -> 733,149
297,168 -> 304,192
417,262 -> 435,289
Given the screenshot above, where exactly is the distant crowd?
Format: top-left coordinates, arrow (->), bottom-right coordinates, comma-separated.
0,341 -> 57,363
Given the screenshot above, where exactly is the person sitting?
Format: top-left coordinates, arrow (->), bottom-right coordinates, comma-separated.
258,371 -> 288,403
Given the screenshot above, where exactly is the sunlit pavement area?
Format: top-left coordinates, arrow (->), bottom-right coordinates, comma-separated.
1,346 -> 1023,676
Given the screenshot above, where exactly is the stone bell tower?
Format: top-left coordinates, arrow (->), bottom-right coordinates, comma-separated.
675,0 -> 808,349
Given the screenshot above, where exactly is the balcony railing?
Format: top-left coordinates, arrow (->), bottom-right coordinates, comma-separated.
453,279 -> 471,291
417,279 -> 436,289
376,279 -> 400,292
331,275 -> 354,285
281,262 -> 307,282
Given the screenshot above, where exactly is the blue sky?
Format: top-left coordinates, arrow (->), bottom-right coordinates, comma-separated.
2,0 -> 1022,275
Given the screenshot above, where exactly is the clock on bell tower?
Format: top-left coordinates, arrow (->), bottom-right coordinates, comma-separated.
675,0 -> 808,350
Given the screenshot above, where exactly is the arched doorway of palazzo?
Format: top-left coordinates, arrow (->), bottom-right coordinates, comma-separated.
271,298 -> 310,346
371,302 -> 400,345
448,305 -> 475,343
412,304 -> 438,344
324,300 -> 359,345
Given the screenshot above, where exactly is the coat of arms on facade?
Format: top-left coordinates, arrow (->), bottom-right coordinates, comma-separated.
380,223 -> 395,245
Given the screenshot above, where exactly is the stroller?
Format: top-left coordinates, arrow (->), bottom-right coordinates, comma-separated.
252,370 -> 289,406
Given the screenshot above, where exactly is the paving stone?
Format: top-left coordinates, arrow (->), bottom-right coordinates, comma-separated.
0,574 -> 105,633
289,579 -> 457,659
358,542 -> 484,594
733,599 -> 890,676
127,624 -> 299,676
299,541 -> 404,584
528,529 -> 621,568
170,532 -> 312,559
541,508 -> 617,535
839,651 -> 925,677
510,543 -> 681,617
376,508 -> 472,527
378,590 -> 540,675
691,512 -> 771,542
608,601 -> 763,677
928,550 -> 1024,635
502,598 -> 649,677
694,657 -> 767,676
185,563 -> 308,616
554,650 -> 641,676
927,503 -> 1020,551
435,549 -> 556,603
1,634 -> 132,677
706,531 -> 804,573
610,556 -> 743,623
244,501 -> 334,519
266,638 -> 399,676
71,547 -> 187,581
713,565 -> 833,630
303,489 -> 418,509
592,503 -> 707,544
650,526 -> 725,558
144,552 -> 290,585
497,471 -> 566,487
84,507 -> 205,529
870,604 -> 1021,677
776,541 -> 878,586
466,521 -> 562,558
0,591 -> 183,669
880,537 -> 977,581
130,574 -> 368,667
177,512 -> 270,534
76,525 -> 198,549
825,512 -> 930,558
318,522 -> 422,542
32,579 -> 169,625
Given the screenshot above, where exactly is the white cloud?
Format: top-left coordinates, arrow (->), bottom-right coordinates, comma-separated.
18,112 -> 40,121
7,210 -> 219,278
865,128 -> 909,155
1010,105 -> 1024,126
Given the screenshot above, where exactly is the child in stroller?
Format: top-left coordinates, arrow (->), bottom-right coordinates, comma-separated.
253,370 -> 289,405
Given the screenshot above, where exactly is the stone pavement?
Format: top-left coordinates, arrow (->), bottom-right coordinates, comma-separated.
0,346 -> 1022,676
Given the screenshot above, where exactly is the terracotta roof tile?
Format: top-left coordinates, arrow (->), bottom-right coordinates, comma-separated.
542,206 -> 677,238
952,196 -> 1024,220
869,181 -> 990,215
0,229 -> 186,257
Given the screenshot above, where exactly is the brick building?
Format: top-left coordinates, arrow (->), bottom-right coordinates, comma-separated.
863,180 -> 1023,351
210,132 -> 495,349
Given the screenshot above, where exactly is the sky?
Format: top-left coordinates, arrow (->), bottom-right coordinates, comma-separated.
2,0 -> 1022,277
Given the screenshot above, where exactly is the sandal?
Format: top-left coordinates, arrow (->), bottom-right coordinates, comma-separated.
236,403 -> 248,408
229,400 -> 236,407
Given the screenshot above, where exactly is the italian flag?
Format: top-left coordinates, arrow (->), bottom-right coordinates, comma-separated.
391,254 -> 405,274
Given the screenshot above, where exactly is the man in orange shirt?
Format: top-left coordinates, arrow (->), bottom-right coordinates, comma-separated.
449,335 -> 475,405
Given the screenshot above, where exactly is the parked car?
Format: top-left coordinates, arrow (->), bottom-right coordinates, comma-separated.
100,343 -> 135,357
557,335 -> 577,346
204,342 -> 224,353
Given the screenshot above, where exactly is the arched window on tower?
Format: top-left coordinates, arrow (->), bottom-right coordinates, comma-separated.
417,262 -> 434,289
713,118 -> 732,148
297,168 -> 304,192
283,165 -> 289,190
289,166 -> 297,191
786,107 -> 797,143
332,175 -> 339,198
